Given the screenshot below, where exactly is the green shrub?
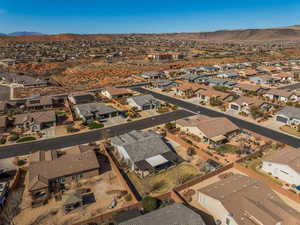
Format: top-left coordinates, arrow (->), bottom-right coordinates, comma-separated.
66,125 -> 79,133
87,122 -> 104,129
124,193 -> 132,202
142,196 -> 159,212
9,134 -> 19,142
16,136 -> 36,143
0,137 -> 6,144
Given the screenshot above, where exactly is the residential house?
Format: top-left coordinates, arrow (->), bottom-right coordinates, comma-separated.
216,73 -> 239,79
14,111 -> 56,131
119,203 -> 207,225
139,71 -> 165,80
263,89 -> 298,102
229,96 -> 268,115
199,88 -> 235,104
110,130 -> 180,177
0,58 -> 16,67
262,149 -> 300,186
177,115 -> 240,146
176,82 -> 206,98
74,103 -> 119,122
276,106 -> 300,126
249,75 -> 279,85
275,72 -> 294,83
28,147 -> 99,198
68,92 -> 96,105
239,69 -> 257,77
147,52 -> 184,61
151,80 -> 178,91
101,87 -> 132,99
127,95 -> 160,111
25,96 -> 53,111
197,174 -> 300,225
233,83 -> 266,95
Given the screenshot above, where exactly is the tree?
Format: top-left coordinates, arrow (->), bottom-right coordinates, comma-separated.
187,147 -> 196,156
164,122 -> 175,130
249,106 -> 264,119
141,196 -> 159,212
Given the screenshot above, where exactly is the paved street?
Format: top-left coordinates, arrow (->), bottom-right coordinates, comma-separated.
132,87 -> 300,148
0,110 -> 192,159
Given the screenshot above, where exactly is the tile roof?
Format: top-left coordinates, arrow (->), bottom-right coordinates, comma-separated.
14,111 -> 56,125
264,149 -> 300,174
119,203 -> 206,225
198,174 -> 300,225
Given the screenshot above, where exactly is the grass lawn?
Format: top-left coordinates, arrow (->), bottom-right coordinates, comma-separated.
216,144 -> 238,153
127,163 -> 199,196
87,122 -> 104,129
280,125 -> 300,137
16,136 -> 36,143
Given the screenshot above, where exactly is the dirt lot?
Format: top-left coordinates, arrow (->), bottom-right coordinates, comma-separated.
127,163 -> 199,197
13,170 -> 133,225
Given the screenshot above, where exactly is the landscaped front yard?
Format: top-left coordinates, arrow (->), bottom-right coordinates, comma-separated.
280,125 -> 300,137
127,163 -> 199,196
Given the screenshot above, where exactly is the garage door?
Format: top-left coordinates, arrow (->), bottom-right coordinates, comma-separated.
143,105 -> 151,110
276,116 -> 288,123
230,104 -> 239,111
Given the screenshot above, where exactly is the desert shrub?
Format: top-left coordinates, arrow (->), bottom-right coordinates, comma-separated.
142,196 -> 159,212
16,136 -> 36,143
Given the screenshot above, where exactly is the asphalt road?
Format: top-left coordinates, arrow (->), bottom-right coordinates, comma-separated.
0,110 -> 192,159
132,87 -> 300,148
279,82 -> 300,90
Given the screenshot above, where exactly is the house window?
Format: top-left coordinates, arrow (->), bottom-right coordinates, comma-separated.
57,177 -> 65,183
72,174 -> 82,180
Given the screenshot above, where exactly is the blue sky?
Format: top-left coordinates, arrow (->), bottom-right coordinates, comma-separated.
1,0 -> 300,34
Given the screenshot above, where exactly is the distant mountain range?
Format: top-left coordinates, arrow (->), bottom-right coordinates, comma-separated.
0,31 -> 44,36
2,25 -> 300,41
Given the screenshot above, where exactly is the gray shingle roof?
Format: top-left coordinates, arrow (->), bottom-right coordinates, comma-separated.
277,106 -> 300,120
75,103 -> 118,117
129,95 -> 160,107
111,130 -> 171,162
119,203 -> 206,225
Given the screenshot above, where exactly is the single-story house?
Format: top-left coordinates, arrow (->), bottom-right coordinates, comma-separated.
28,147 -> 99,197
228,96 -> 266,115
25,96 -> 54,111
275,106 -> 300,126
14,111 -> 56,131
119,203 -> 207,225
199,88 -> 235,103
110,130 -> 180,177
139,71 -> 165,80
239,69 -> 257,77
233,83 -> 266,94
275,72 -> 294,83
68,92 -> 96,105
176,82 -> 206,98
101,87 -> 132,99
262,149 -> 300,186
216,73 -> 239,79
249,75 -> 279,84
127,95 -> 160,111
74,103 -> 119,122
203,78 -> 235,87
151,80 -> 178,90
263,89 -> 298,102
177,115 -> 240,146
197,174 -> 300,225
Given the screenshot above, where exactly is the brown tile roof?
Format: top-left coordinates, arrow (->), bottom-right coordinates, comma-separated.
242,69 -> 257,76
29,150 -> 58,163
198,174 -> 300,225
200,88 -> 232,99
276,72 -> 292,78
236,83 -> 263,92
233,96 -> 265,107
29,150 -> 100,191
178,116 -> 239,139
264,149 -> 300,174
176,82 -> 206,92
104,87 -> 132,96
14,111 -> 56,126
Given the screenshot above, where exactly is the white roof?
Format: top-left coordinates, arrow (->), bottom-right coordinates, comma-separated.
145,155 -> 168,167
